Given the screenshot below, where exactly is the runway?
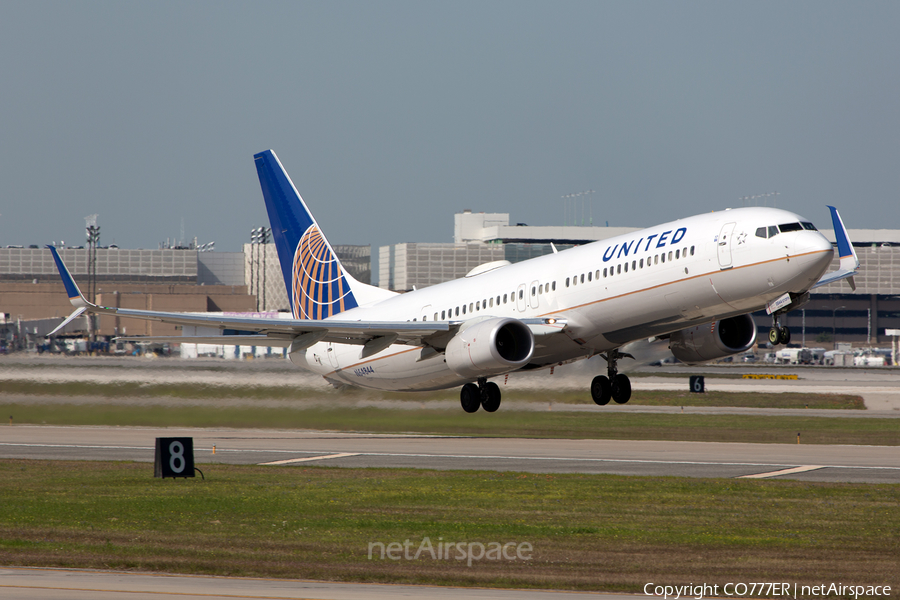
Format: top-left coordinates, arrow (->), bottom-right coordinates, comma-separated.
0,567 -> 620,600
2,425 -> 897,483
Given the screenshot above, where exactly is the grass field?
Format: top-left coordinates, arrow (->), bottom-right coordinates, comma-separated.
0,460 -> 896,593
2,401 -> 896,445
0,379 -> 865,409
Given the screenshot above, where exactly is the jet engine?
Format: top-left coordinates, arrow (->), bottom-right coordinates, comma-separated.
669,314 -> 757,365
445,317 -> 534,378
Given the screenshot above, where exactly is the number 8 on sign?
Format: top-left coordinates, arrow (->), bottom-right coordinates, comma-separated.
169,441 -> 185,473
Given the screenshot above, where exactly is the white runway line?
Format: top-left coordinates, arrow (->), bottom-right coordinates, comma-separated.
738,465 -> 826,479
259,452 -> 360,465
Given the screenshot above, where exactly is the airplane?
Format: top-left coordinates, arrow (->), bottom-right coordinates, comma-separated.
48,150 -> 859,412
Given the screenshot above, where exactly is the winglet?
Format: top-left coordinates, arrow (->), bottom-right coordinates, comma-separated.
828,205 -> 858,269
46,245 -> 90,308
812,206 -> 859,291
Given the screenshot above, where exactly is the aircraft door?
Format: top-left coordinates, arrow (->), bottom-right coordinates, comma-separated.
717,222 -> 736,269
529,281 -> 540,309
516,283 -> 527,312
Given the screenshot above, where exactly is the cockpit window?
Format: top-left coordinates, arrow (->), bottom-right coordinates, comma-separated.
778,222 -> 803,233
767,225 -> 778,238
755,227 -> 767,239
801,222 -> 817,231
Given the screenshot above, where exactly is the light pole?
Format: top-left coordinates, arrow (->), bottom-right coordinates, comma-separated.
831,305 -> 847,347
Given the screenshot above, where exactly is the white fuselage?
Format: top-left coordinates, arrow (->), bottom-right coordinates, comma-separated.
292,207 -> 834,391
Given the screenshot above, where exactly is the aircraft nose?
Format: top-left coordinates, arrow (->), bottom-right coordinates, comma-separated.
800,231 -> 834,253
798,231 -> 835,269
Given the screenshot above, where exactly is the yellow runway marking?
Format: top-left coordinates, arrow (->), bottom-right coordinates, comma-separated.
738,465 -> 825,479
259,452 -> 360,466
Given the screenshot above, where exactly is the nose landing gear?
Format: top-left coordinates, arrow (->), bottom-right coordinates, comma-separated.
591,348 -> 633,405
769,316 -> 791,346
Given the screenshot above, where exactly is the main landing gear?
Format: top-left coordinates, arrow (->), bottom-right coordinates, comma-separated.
460,378 -> 501,413
591,348 -> 633,406
768,316 -> 791,346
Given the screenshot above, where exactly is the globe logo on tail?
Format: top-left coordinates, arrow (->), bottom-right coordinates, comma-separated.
292,225 -> 355,319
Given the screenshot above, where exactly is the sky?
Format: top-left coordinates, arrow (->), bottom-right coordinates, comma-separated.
2,1 -> 898,265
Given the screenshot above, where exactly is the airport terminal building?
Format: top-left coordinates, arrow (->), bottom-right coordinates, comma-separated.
2,209 -> 897,350
0,243 -> 370,348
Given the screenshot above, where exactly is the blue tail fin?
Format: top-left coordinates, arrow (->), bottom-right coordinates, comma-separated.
254,150 -> 359,320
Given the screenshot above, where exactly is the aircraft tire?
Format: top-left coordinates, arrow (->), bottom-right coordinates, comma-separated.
591,375 -> 611,405
779,326 -> 791,345
611,374 -> 632,404
481,382 -> 501,412
768,327 -> 780,345
460,383 -> 481,413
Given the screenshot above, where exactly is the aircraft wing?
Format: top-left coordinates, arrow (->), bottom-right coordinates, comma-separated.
812,206 -> 859,291
46,245 -> 449,350
47,245 -> 568,354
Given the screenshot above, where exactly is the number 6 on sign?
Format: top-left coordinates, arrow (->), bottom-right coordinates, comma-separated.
154,437 -> 195,479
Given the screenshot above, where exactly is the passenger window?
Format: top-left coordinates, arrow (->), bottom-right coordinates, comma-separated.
654,255 -> 659,265
624,262 -> 629,273
676,249 -> 680,259
552,281 -> 556,291
462,305 -> 466,315
639,258 -> 644,268
587,272 -> 591,282
603,268 -> 607,277
489,298 -> 494,308
483,298 -> 487,308
469,303 -> 474,312
566,277 -> 570,287
690,246 -> 694,255
441,310 -> 445,320
617,264 -> 621,274
632,260 -> 636,270
503,294 -> 507,304
476,301 -> 480,310
595,270 -> 599,280
518,290 -> 523,300
661,253 -> 665,263
434,313 -> 438,321
531,286 -> 536,296
668,251 -> 673,261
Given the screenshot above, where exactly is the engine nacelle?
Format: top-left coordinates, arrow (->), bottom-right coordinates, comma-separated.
669,314 -> 757,365
445,317 -> 534,378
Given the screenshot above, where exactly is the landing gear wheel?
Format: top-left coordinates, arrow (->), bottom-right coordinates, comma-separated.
611,374 -> 632,404
778,326 -> 791,345
460,383 -> 480,413
591,375 -> 611,406
481,382 -> 501,412
768,327 -> 780,345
